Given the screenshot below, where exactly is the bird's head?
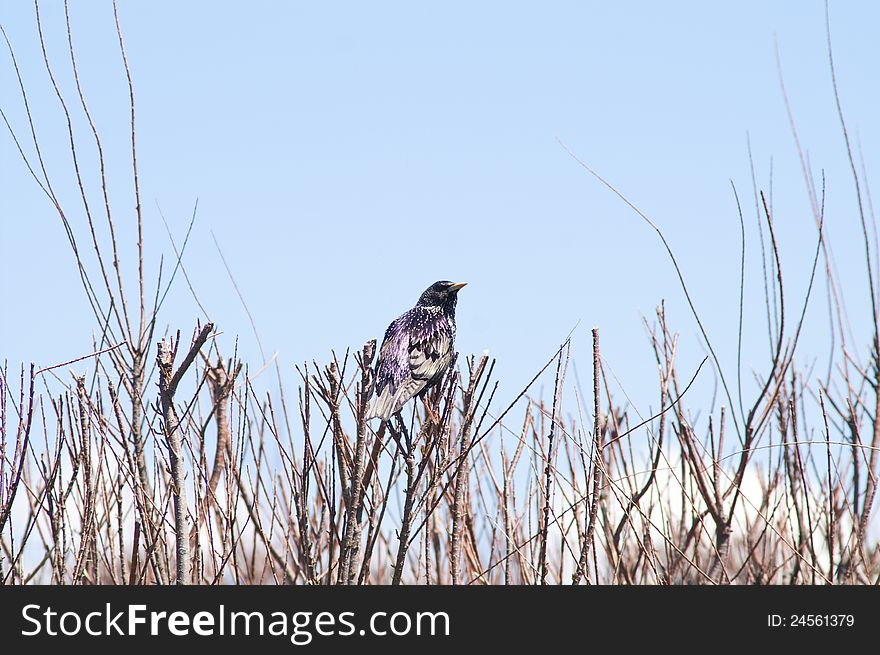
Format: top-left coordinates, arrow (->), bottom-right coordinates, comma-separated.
417,280 -> 467,312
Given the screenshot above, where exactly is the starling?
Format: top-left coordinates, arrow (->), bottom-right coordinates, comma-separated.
367,280 -> 467,421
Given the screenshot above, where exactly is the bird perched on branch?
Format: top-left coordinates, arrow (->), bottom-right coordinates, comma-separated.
367,280 -> 467,421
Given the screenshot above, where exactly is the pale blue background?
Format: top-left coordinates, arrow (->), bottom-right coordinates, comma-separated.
1,2 -> 877,423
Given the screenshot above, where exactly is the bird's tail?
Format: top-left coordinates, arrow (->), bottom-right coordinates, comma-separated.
367,377 -> 423,421
366,385 -> 397,421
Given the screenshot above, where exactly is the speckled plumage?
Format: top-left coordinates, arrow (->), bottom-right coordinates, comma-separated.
367,281 -> 465,421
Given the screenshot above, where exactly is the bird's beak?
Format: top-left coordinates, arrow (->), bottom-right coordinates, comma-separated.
449,282 -> 468,292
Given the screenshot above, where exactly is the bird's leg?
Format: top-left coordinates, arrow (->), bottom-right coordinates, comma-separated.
391,413 -> 412,456
387,418 -> 402,454
400,415 -> 413,454
421,394 -> 441,426
424,359 -> 457,428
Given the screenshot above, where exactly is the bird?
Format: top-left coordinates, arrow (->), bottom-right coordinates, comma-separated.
367,280 -> 467,422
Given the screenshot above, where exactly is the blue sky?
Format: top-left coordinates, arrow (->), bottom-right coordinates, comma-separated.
1,1 -> 878,424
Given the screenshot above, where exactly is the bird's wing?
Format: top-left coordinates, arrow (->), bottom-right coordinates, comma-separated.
368,324 -> 412,420
408,309 -> 452,383
373,318 -> 411,397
